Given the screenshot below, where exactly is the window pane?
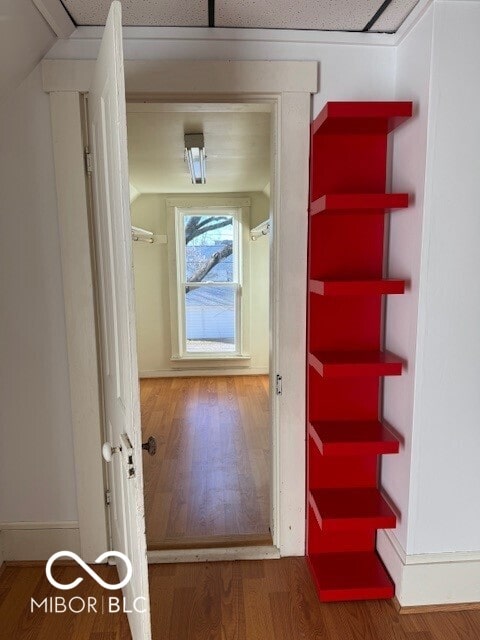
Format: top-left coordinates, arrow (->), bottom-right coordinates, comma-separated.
185,285 -> 236,353
184,215 -> 234,283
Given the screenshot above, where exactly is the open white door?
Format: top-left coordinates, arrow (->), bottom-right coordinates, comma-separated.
88,3 -> 151,639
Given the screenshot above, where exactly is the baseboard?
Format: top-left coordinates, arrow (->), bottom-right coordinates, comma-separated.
378,530 -> 480,607
139,367 -> 269,378
147,545 -> 280,564
393,596 -> 480,615
0,522 -> 80,561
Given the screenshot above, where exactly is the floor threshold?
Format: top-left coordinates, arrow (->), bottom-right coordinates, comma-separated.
147,545 -> 281,564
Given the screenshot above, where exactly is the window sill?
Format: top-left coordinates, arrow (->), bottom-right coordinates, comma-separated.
171,355 -> 251,362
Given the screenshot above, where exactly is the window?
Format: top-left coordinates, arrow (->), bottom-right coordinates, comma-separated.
174,207 -> 243,358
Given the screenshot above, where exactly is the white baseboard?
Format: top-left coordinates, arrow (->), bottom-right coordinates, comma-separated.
378,530 -> 480,607
0,522 -> 80,561
148,545 -> 280,564
139,367 -> 269,378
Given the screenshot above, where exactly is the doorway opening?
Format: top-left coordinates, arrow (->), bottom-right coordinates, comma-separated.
126,101 -> 274,551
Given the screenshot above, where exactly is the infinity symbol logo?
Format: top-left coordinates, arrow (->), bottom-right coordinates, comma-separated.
46,551 -> 133,591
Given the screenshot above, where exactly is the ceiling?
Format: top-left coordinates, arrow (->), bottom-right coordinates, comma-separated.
126,104 -> 271,195
60,0 -> 419,33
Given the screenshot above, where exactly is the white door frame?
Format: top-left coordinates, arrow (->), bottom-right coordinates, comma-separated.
44,59 -> 317,559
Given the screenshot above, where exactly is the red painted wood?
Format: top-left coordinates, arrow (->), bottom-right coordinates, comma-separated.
309,488 -> 397,532
309,421 -> 399,456
309,448 -> 378,489
308,367 -> 380,423
310,193 -> 409,216
308,553 -> 395,602
312,101 -> 413,136
309,295 -> 382,352
309,350 -> 403,378
306,100 -> 412,602
310,279 -> 405,296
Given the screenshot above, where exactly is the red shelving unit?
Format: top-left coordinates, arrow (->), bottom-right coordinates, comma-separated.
306,101 -> 412,602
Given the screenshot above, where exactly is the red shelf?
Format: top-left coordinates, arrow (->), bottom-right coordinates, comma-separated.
306,101 -> 411,602
309,350 -> 403,378
308,552 -> 395,602
310,279 -> 405,296
309,488 -> 396,532
310,193 -> 409,215
312,101 -> 413,136
309,421 -> 399,456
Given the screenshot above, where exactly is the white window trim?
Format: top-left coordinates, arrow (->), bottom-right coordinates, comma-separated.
166,197 -> 252,362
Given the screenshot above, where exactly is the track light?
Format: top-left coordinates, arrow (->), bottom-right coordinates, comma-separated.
184,133 -> 206,184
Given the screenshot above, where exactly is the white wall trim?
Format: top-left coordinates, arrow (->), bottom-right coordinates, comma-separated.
66,24 -> 397,46
32,0 -> 75,39
148,545 -> 280,564
0,524 -> 81,562
0,521 -> 79,530
139,368 -> 269,378
378,530 -> 480,606
42,60 -> 318,94
46,61 -> 313,559
166,198 -> 251,361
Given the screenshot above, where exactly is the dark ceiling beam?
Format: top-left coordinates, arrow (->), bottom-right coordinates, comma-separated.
362,0 -> 394,31
208,0 -> 215,27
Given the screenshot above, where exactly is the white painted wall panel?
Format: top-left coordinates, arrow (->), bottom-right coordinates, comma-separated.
408,0 -> 480,554
0,0 -> 56,100
0,65 -> 77,523
382,5 -> 434,554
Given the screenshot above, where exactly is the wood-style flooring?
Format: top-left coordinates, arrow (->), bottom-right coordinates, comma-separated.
140,376 -> 271,549
2,559 -> 480,640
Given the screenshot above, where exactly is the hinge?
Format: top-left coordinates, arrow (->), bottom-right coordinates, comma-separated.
85,149 -> 93,174
105,489 -> 111,506
275,374 -> 283,395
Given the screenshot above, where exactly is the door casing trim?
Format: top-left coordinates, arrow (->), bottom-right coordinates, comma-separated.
45,59 -> 316,559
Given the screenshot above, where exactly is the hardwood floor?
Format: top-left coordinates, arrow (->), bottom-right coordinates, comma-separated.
2,559 -> 480,640
140,375 -> 271,549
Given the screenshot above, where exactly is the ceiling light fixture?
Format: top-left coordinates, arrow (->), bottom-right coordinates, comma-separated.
184,133 -> 206,185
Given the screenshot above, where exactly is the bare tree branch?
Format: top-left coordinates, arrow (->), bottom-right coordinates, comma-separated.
185,242 -> 233,293
185,216 -> 232,244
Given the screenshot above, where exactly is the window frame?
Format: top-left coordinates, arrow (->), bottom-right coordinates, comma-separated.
166,197 -> 252,362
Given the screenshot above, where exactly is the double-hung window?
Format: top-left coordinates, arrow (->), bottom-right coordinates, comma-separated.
174,207 -> 243,357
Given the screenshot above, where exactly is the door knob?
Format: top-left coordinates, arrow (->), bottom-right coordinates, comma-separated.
102,442 -> 120,463
142,436 -> 157,456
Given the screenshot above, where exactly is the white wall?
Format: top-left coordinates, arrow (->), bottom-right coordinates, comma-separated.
384,0 -> 480,559
0,0 -> 56,99
378,1 -> 480,606
407,0 -> 480,555
131,192 -> 270,375
0,64 -> 78,525
382,4 -> 434,553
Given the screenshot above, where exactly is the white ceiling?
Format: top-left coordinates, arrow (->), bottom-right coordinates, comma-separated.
126,104 -> 271,195
216,0 -> 418,32
60,0 -> 419,32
